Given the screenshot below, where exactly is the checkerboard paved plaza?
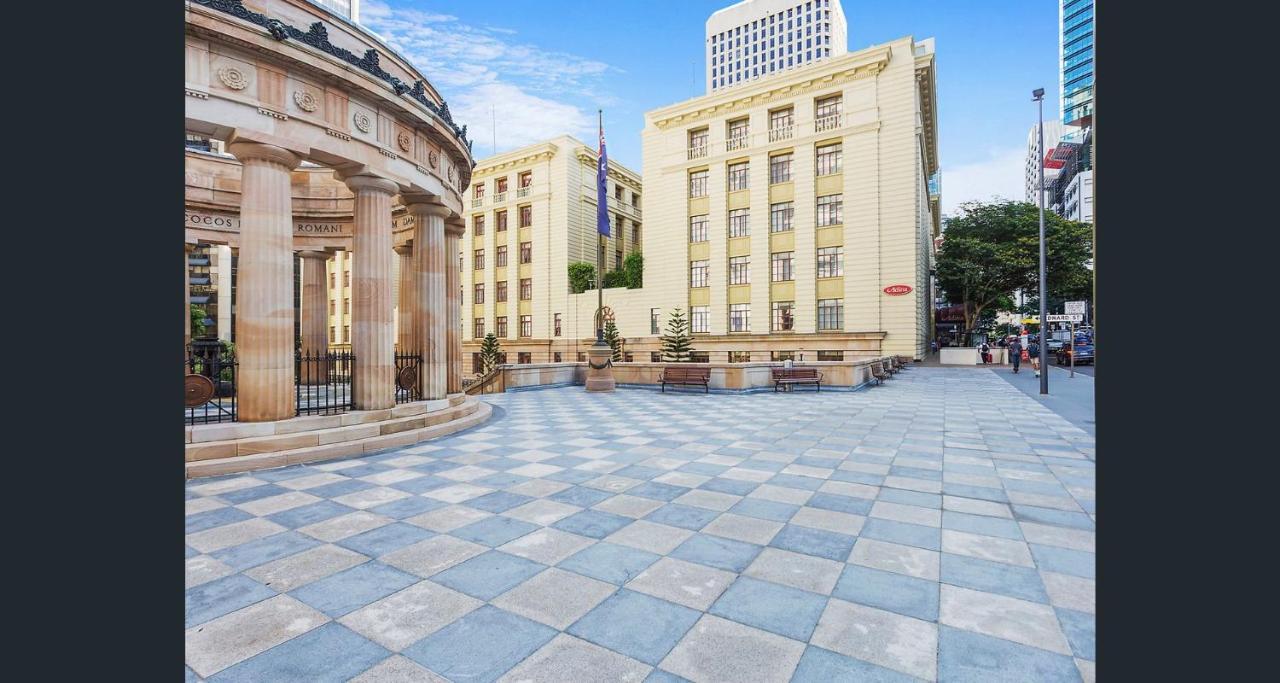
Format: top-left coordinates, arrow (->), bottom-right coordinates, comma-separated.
186,368 -> 1096,682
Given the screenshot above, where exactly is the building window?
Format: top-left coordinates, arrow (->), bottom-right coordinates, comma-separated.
690,260 -> 709,288
496,281 -> 508,302
495,177 -> 508,194
689,169 -> 709,197
330,300 -> 335,315
519,242 -> 532,264
496,316 -> 508,337
651,308 -> 660,334
330,326 -> 336,343
344,271 -> 350,287
474,283 -> 485,304
728,208 -> 750,237
519,315 -> 532,337
519,278 -> 532,300
770,202 -> 794,232
770,153 -> 793,184
689,128 -> 709,155
728,351 -> 752,363
689,215 -> 709,242
817,246 -> 844,277
554,313 -> 562,336
615,250 -> 623,271
474,182 -> 485,199
817,350 -> 843,361
691,306 -> 710,333
330,272 -> 335,288
497,210 -> 508,232
727,162 -> 749,191
577,352 -> 586,362
623,352 -> 634,363
817,298 -> 844,330
817,194 -> 843,226
690,351 -> 710,363
729,256 -> 750,284
519,205 -> 532,228
474,249 -> 484,270
772,301 -> 795,331
729,303 -> 751,332
519,171 -> 532,188
771,252 -> 794,281
651,351 -> 662,362
815,94 -> 842,128
496,245 -> 508,267
615,185 -> 624,201
344,325 -> 350,342
632,224 -> 640,244
473,215 -> 485,236
816,142 -> 842,175
771,351 -> 796,361
472,353 -> 484,373
554,351 -> 563,362
769,107 -> 794,137
473,318 -> 485,338
518,351 -> 531,364
727,118 -> 749,145
344,298 -> 350,314
632,193 -> 640,207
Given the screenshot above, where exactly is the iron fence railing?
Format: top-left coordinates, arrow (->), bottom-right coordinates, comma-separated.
395,352 -> 422,403
185,345 -> 237,425
296,351 -> 355,416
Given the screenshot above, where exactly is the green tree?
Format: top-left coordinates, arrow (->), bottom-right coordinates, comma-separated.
603,320 -> 622,361
479,333 -> 502,373
660,308 -> 694,362
602,270 -> 628,288
622,252 -> 644,288
568,262 -> 595,294
935,200 -> 1093,335
190,304 -> 208,338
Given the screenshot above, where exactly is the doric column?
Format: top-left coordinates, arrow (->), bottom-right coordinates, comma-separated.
404,199 -> 450,400
298,250 -> 330,385
445,217 -> 467,394
394,243 -> 416,355
227,142 -> 301,422
185,242 -> 196,349
343,173 -> 400,410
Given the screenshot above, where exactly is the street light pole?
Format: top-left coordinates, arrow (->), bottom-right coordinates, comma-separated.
1033,88 -> 1049,395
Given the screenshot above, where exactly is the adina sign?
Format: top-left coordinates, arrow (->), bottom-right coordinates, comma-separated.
883,284 -> 913,295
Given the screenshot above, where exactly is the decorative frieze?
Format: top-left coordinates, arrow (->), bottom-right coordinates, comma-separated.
257,107 -> 288,120
292,90 -> 318,112
216,66 -> 248,90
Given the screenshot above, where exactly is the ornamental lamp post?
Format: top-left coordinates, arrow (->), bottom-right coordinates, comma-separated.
1033,88 -> 1049,395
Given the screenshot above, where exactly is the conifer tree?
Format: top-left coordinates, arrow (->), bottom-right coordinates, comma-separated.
660,308 -> 693,362
604,320 -> 622,361
479,333 -> 502,372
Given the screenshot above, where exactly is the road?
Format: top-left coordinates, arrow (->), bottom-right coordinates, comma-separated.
1048,356 -> 1094,376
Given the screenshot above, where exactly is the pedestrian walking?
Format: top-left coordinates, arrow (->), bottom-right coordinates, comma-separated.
1028,337 -> 1041,377
930,339 -> 938,354
979,341 -> 991,365
1008,337 -> 1022,373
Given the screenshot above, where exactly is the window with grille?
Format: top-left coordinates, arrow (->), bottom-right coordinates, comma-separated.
817,246 -> 843,277
520,315 -> 532,337
496,177 -> 508,193
473,215 -> 485,236
817,350 -> 843,361
771,350 -> 796,361
496,316 -> 507,337
689,215 -> 709,242
727,118 -> 749,141
770,202 -> 794,232
496,281 -> 508,302
474,182 -> 485,199
554,313 -> 562,337
518,205 -> 532,227
770,153 -> 793,184
729,256 -> 750,285
474,249 -> 484,270
651,309 -> 660,334
520,278 -> 532,300
770,107 -> 793,131
817,298 -> 843,330
474,283 -> 485,303
473,318 -> 484,338
690,260 -> 709,288
518,352 -> 531,363
772,301 -> 795,331
771,252 -> 794,281
554,352 -> 563,362
519,171 -> 532,188
690,351 -> 710,363
728,209 -> 750,237
496,245 -> 507,267
519,242 -> 532,263
651,351 -> 662,362
497,210 -> 508,231
689,128 -> 709,150
691,306 -> 710,333
728,351 -> 752,363
816,142 -> 842,175
728,162 -> 749,191
689,170 -> 708,197
729,303 -> 751,332
817,194 -> 843,226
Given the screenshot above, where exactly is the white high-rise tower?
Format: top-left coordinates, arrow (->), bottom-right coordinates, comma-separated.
706,0 -> 848,94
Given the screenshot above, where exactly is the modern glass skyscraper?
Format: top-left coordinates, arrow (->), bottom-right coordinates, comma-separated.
1059,0 -> 1093,126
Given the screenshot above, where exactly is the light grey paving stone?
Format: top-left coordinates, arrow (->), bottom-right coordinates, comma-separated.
340,579 -> 483,651
1006,491 -> 1083,511
788,507 -> 866,537
405,505 -> 492,532
491,568 -> 617,630
421,483 -> 494,504
498,527 -> 595,566
942,472 -> 1003,489
234,491 -> 323,517
744,547 -> 844,595
380,536 -> 487,579
349,655 -> 448,682
675,489 -> 745,511
939,584 -> 1072,655
655,471 -> 712,488
1076,657 -> 1096,683
838,461 -> 891,476
506,463 -> 564,478
810,598 -> 938,681
660,614 -> 806,683
187,497 -> 228,516
187,518 -> 287,554
848,538 -> 940,581
184,595 -> 328,678
498,633 -> 651,683
942,495 -> 1012,518
244,544 -> 368,593
720,467 -> 773,482
869,501 -> 941,528
507,478 -> 572,498
360,469 -> 428,486
748,485 -> 814,506
1019,522 -> 1095,552
438,465 -> 500,482
299,511 -> 393,543
1041,571 -> 1096,614
625,557 -> 736,611
188,476 -> 267,497
276,472 -> 350,491
941,529 -> 1034,568
593,494 -> 667,519
819,481 -> 881,500
186,555 -> 236,590
883,476 -> 943,494
334,487 -> 412,510
503,499 -> 582,526
378,455 -> 433,468
605,520 -> 695,555
701,513 -> 784,546
585,474 -> 644,493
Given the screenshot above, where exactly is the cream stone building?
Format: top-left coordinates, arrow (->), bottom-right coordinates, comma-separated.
460,136 -> 643,370
634,35 -> 939,361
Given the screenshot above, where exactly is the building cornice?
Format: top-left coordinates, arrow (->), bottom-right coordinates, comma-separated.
472,143 -> 560,177
915,53 -> 939,176
573,149 -> 643,191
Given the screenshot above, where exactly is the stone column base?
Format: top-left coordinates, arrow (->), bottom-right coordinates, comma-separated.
585,344 -> 616,392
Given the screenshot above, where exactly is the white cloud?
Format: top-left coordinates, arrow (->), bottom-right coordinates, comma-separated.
454,83 -> 595,155
940,147 -> 1026,217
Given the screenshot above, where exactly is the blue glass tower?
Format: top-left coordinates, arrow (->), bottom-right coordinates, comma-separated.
1060,0 -> 1093,126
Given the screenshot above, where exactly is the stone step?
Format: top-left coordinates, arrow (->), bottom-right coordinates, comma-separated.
186,399 -> 492,478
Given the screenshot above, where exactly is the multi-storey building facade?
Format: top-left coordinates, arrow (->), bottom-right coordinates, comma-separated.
460,136 -> 643,370
707,0 -> 848,94
1060,0 -> 1093,126
1025,121 -> 1078,206
642,35 -> 939,360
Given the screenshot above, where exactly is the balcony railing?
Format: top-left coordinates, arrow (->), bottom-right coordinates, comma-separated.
725,136 -> 750,152
516,186 -> 532,198
471,198 -> 484,209
493,191 -> 507,203
687,144 -> 708,160
815,113 -> 844,133
768,125 -> 793,142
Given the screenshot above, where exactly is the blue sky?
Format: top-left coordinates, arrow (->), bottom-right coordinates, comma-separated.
363,0 -> 1062,215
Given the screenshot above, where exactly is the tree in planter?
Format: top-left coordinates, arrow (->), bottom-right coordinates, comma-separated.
603,320 -> 622,362
935,200 -> 1093,337
602,270 -> 628,288
622,252 -> 643,288
660,307 -> 694,362
568,262 -> 595,294
479,333 -> 502,373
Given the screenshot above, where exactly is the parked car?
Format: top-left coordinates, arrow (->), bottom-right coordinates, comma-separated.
1046,338 -> 1067,352
1056,337 -> 1094,365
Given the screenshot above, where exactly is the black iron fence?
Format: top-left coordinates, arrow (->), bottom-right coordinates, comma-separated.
296,351 -> 355,416
395,352 -> 423,403
185,344 -> 237,425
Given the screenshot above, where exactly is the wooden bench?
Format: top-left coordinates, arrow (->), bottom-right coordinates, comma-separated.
659,366 -> 710,393
867,362 -> 889,386
883,358 -> 899,375
895,355 -> 913,369
771,367 -> 823,392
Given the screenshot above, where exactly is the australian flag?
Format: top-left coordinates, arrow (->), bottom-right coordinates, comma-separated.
597,115 -> 609,237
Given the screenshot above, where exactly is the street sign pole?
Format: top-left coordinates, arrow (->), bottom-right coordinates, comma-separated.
1070,320 -> 1075,378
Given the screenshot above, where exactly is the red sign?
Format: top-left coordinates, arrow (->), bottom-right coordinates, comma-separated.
883,285 -> 912,295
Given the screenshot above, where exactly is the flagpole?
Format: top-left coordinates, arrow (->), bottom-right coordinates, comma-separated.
596,109 -> 605,344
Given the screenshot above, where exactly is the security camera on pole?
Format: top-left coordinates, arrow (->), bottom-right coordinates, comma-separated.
585,109 -> 616,392
1033,88 -> 1049,395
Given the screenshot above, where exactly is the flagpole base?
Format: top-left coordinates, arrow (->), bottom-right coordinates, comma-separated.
585,342 -> 616,392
